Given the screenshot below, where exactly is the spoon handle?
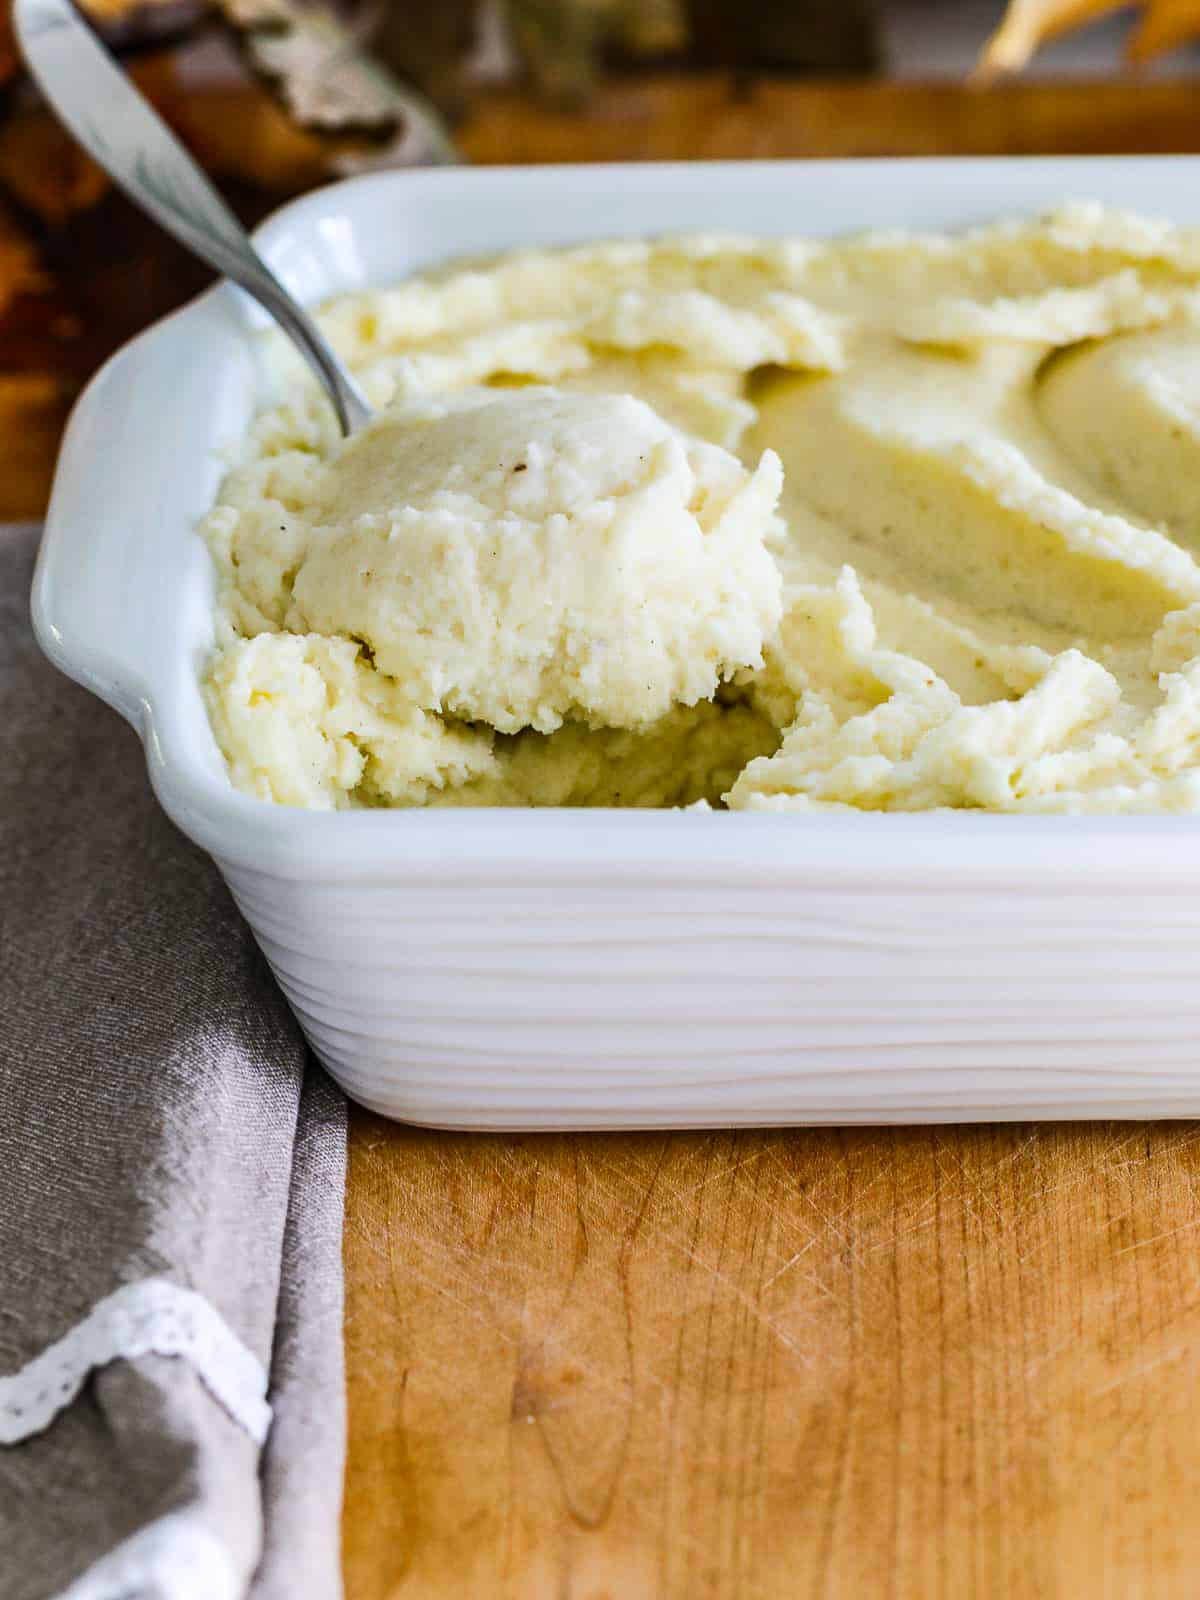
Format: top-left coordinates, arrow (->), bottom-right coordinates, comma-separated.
15,0 -> 373,435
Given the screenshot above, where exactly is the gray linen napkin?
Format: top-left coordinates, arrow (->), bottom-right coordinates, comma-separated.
0,525 -> 347,1600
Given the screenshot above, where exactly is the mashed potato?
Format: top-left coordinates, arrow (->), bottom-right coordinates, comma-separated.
287,388 -> 782,734
202,204 -> 1200,813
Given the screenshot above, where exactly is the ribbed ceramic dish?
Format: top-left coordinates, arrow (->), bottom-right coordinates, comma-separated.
34,156 -> 1200,1128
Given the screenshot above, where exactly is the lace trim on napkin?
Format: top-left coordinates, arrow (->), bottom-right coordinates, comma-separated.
57,1511 -> 241,1600
0,1276 -> 272,1447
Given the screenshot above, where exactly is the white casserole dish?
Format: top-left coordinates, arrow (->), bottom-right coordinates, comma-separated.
34,156 -> 1200,1128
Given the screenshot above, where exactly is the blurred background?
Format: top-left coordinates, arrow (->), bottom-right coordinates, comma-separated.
4,0 -> 1200,514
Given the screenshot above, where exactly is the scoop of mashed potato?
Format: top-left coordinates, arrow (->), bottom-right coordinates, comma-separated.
287,388 -> 783,734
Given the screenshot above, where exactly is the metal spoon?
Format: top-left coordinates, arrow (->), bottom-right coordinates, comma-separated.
14,0 -> 373,436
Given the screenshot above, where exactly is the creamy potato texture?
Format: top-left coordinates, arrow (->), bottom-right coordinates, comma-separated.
203,205 -> 1200,812
289,388 -> 782,735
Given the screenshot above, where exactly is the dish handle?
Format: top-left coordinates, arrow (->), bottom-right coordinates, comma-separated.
31,291 -> 255,734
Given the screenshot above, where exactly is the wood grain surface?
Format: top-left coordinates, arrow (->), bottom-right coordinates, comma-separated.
461,73 -> 1200,163
344,1121 -> 1200,1598
8,69 -> 1200,1599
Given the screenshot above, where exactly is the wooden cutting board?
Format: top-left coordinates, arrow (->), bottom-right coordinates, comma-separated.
345,1121 -> 1200,1597
6,71 -> 1200,1599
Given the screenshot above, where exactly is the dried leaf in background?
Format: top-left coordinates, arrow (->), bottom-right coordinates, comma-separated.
216,0 -> 456,163
978,0 -> 1200,76
496,0 -> 692,106
976,1 -> 1123,78
503,0 -> 877,99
